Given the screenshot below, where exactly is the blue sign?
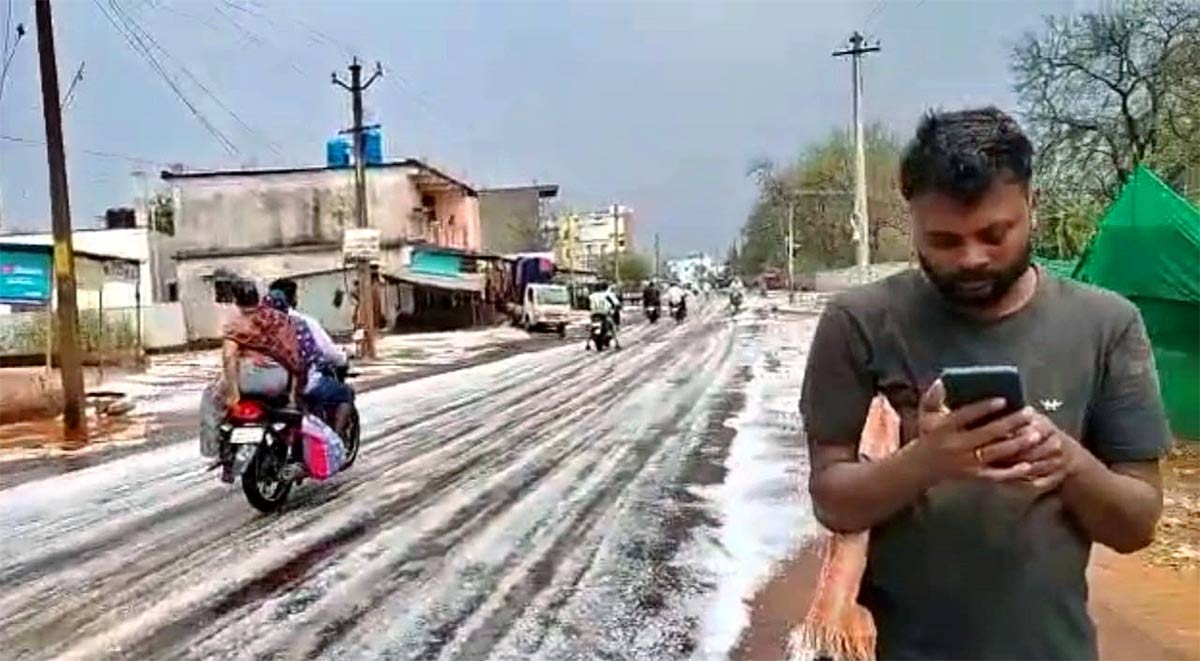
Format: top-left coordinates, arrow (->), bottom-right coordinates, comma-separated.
0,248 -> 52,304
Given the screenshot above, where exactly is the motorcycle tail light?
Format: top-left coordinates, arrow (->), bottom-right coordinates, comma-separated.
230,400 -> 264,422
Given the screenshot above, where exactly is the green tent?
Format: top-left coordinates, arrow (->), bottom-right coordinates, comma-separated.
1074,165 -> 1200,440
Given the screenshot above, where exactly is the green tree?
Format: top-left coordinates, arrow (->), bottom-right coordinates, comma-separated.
604,252 -> 652,285
739,124 -> 911,277
1013,0 -> 1200,253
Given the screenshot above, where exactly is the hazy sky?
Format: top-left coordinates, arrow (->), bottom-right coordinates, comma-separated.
0,0 -> 1092,255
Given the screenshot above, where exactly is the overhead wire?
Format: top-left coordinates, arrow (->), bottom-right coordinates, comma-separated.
109,0 -> 283,157
90,0 -> 240,155
1,133 -> 185,167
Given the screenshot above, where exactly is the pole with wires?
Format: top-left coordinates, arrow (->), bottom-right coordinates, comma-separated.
333,58 -> 382,359
35,0 -> 87,441
833,31 -> 880,270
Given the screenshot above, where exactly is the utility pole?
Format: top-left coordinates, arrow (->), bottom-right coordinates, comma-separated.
653,232 -> 660,279
833,31 -> 880,270
786,200 -> 795,303
609,202 -> 619,283
333,58 -> 382,359
35,0 -> 86,440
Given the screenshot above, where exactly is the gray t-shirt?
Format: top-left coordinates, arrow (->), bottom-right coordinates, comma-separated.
800,268 -> 1170,660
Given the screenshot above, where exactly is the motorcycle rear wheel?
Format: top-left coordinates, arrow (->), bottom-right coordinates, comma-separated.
242,442 -> 293,513
340,406 -> 362,469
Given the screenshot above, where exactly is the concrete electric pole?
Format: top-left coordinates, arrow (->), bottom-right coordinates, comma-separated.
333,58 -> 382,359
35,0 -> 87,440
653,232 -> 660,279
833,31 -> 880,270
611,203 -> 621,284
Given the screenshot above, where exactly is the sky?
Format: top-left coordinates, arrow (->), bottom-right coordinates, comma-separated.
0,0 -> 1094,256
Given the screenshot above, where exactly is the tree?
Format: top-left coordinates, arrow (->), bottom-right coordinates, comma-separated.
738,124 -> 911,277
1013,1 -> 1200,200
599,252 -> 653,285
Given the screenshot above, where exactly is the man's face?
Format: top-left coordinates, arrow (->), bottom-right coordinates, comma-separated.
911,179 -> 1034,308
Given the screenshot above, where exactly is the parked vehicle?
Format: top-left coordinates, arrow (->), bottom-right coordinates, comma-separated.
218,367 -> 361,513
515,283 -> 571,337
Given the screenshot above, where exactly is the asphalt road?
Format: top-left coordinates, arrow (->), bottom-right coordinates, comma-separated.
0,302 -> 817,661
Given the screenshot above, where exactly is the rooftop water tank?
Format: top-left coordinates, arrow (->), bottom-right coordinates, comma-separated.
364,127 -> 384,165
326,136 -> 351,168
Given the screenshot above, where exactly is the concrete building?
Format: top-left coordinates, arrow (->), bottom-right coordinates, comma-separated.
478,184 -> 558,255
667,252 -> 716,288
0,225 -> 174,307
162,159 -> 482,339
548,205 -> 633,273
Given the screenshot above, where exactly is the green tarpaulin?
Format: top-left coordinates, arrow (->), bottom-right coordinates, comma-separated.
1075,165 -> 1200,440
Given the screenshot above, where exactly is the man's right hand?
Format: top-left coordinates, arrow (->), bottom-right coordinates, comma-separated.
909,380 -> 1040,485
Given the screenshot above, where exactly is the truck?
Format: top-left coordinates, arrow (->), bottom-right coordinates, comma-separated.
515,283 -> 572,337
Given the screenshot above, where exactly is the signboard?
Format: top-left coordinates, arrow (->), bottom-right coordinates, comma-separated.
0,248 -> 51,304
342,228 -> 381,263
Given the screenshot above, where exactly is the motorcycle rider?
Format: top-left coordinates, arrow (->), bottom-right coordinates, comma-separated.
728,278 -> 745,312
587,281 -> 622,350
266,278 -> 354,438
200,278 -> 307,482
642,280 -> 662,320
666,281 -> 688,321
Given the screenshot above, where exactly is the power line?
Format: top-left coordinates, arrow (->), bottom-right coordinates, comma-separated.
109,0 -> 282,157
91,0 -> 238,155
1,133 -> 182,167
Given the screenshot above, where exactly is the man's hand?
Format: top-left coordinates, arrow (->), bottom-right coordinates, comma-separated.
223,384 -> 240,410
911,380 -> 1041,484
1009,413 -> 1086,495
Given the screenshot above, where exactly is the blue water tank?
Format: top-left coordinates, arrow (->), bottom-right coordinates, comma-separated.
364,127 -> 384,165
326,136 -> 351,168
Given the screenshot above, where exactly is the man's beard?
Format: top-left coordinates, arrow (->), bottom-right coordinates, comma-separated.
918,240 -> 1032,308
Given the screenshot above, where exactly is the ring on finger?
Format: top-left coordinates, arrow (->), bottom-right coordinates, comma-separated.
974,447 -> 984,464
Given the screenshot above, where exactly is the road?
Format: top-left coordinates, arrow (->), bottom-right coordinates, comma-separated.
0,302 -> 820,661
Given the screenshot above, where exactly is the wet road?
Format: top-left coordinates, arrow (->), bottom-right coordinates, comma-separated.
0,303 -> 818,661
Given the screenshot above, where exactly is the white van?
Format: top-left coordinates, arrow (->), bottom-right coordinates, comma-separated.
520,283 -> 572,336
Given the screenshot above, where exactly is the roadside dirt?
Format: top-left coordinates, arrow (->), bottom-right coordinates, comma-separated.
734,445 -> 1200,661
1144,443 -> 1200,571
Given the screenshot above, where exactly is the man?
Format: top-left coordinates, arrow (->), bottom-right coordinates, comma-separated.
666,282 -> 687,320
587,281 -> 622,350
267,278 -> 354,435
642,280 -> 662,321
801,107 -> 1168,660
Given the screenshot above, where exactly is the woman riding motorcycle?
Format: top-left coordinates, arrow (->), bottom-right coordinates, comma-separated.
199,279 -> 307,482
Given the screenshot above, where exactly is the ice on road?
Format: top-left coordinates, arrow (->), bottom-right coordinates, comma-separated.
0,303 -> 819,661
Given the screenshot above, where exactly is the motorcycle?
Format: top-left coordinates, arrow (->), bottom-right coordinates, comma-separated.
588,312 -> 614,351
671,301 -> 688,324
645,303 -> 661,324
729,291 -> 744,316
218,365 -> 361,513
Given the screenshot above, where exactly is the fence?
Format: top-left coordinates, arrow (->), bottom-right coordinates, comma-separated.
0,302 -> 188,358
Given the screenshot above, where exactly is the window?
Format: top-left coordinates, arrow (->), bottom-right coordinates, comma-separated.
166,281 -> 179,302
214,279 -> 235,303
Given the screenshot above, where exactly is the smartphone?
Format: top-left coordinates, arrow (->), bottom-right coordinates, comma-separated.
940,365 -> 1026,429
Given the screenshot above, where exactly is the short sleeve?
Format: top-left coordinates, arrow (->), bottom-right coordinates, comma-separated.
1084,310 -> 1172,463
800,303 -> 876,448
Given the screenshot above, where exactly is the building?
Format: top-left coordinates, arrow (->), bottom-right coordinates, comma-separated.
478,184 -> 558,254
162,159 -> 485,339
667,252 -> 716,288
547,205 -> 633,273
0,222 -> 175,307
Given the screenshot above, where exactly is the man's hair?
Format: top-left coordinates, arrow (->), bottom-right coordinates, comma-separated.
232,278 -> 259,308
899,106 -> 1034,204
268,278 -> 298,308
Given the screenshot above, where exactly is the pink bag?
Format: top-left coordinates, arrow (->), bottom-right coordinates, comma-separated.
301,414 -> 345,480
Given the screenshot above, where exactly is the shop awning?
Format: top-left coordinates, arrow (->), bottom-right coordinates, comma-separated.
395,271 -> 484,293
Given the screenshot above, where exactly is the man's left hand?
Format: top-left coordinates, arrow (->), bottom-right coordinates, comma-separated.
1011,413 -> 1085,494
